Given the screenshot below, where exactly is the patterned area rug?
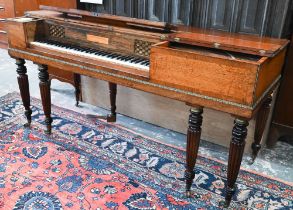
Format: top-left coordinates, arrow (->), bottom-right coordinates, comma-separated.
0,92 -> 292,210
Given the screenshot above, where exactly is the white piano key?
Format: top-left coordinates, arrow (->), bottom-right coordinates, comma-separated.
31,41 -> 150,71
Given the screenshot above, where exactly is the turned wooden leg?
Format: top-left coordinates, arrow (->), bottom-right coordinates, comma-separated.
249,96 -> 272,164
107,82 -> 117,122
38,64 -> 52,134
16,59 -> 32,127
74,73 -> 81,107
185,107 -> 203,197
222,118 -> 248,207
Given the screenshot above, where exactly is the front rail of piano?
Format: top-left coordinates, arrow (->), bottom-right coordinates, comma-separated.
6,12 -> 289,208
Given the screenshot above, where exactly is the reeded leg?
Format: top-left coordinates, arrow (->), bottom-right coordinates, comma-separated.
222,118 -> 248,207
185,107 -> 203,197
16,59 -> 32,127
38,64 -> 52,134
248,96 -> 272,164
107,82 -> 117,122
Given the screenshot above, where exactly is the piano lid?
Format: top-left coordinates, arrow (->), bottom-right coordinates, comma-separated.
168,29 -> 289,57
25,6 -> 289,57
26,6 -> 173,33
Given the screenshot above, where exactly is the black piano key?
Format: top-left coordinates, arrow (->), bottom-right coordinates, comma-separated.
94,51 -> 104,55
141,60 -> 149,65
36,40 -> 149,68
87,49 -> 97,54
77,46 -> 86,51
96,50 -> 106,54
123,56 -> 133,60
73,47 -> 81,51
115,55 -> 127,60
79,48 -> 88,52
119,56 -> 130,61
128,57 -> 138,62
86,50 -> 95,54
67,44 -> 74,47
99,52 -> 108,56
106,53 -> 118,58
123,56 -> 133,61
114,56 -> 125,60
130,58 -> 141,63
132,59 -> 142,64
74,47 -> 86,52
136,59 -> 146,64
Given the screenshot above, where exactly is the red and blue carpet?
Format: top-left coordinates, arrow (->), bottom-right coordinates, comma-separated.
0,93 -> 292,209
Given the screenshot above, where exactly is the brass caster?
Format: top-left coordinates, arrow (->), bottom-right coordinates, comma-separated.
219,200 -> 230,208
45,128 -> 52,135
186,190 -> 192,198
247,155 -> 256,165
107,114 -> 116,123
23,122 -> 31,128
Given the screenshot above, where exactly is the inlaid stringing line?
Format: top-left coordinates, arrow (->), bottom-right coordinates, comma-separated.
10,48 -> 280,110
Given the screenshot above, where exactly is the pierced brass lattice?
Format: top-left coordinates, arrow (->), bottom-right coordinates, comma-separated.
134,39 -> 153,57
48,25 -> 65,38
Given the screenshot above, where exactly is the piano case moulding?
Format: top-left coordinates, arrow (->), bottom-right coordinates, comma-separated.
5,10 -> 289,120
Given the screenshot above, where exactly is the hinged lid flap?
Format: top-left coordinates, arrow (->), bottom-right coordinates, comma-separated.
28,6 -> 172,32
168,29 -> 289,57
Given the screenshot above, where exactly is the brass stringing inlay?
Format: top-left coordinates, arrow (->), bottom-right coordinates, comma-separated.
48,25 -> 65,38
134,39 -> 153,57
9,48 -> 281,110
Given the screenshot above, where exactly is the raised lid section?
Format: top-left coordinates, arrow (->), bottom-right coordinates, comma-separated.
169,30 -> 289,57
31,5 -> 173,33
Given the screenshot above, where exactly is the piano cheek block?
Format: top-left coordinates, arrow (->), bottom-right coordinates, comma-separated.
150,41 -> 287,108
6,18 -> 44,49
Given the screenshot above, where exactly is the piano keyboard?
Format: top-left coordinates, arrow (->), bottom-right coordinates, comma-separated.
31,40 -> 150,71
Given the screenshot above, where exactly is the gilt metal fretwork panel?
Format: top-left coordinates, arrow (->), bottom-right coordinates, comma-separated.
48,25 -> 65,38
134,39 -> 153,57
